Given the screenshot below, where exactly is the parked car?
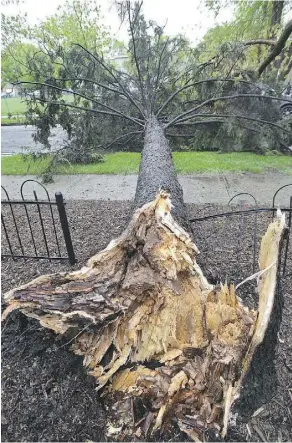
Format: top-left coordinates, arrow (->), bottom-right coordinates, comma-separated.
280,84 -> 292,118
260,82 -> 292,119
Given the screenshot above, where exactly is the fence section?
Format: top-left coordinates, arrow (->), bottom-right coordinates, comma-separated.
1,180 -> 76,265
190,184 -> 292,302
2,181 -> 291,276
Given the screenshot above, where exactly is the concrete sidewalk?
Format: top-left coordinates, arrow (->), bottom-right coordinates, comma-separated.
1,172 -> 292,205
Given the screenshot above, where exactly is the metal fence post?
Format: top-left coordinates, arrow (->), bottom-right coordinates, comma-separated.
55,192 -> 76,265
282,196 -> 292,277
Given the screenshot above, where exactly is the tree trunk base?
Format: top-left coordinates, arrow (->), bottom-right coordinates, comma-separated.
2,192 -> 286,441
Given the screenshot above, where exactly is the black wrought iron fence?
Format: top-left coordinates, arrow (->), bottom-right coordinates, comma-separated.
1,180 -> 291,281
1,179 -> 76,265
190,184 -> 292,291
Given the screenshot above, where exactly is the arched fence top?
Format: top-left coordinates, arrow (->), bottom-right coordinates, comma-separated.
190,184 -> 292,278
1,185 -> 10,201
228,192 -> 258,207
190,184 -> 292,222
20,179 -> 52,202
272,183 -> 292,208
1,179 -> 76,265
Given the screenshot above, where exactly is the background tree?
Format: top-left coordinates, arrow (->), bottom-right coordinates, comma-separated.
2,0 -> 115,172
1,42 -> 38,88
1,0 -> 34,88
203,0 -> 292,79
32,0 -> 111,52
186,0 -> 292,153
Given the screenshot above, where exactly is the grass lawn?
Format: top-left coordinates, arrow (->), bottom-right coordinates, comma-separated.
1,95 -> 75,124
1,97 -> 27,116
2,152 -> 292,176
2,115 -> 27,125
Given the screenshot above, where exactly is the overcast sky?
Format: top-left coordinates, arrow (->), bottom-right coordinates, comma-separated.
3,0 -> 235,43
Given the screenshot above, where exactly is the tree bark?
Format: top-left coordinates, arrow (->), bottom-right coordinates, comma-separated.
135,116 -> 190,230
258,19 -> 292,77
270,1 -> 284,35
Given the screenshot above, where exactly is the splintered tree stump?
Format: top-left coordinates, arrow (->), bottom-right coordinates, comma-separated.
2,192 -> 286,442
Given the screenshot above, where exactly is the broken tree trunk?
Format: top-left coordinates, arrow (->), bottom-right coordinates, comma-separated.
2,189 -> 286,441
135,116 -> 190,230
2,117 -> 287,440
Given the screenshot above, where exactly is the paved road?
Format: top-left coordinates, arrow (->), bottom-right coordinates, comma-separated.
2,172 -> 292,205
1,125 -> 67,155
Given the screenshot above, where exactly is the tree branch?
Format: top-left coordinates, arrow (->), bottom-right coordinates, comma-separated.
165,119 -> 223,137
73,42 -> 146,118
170,112 -> 291,135
166,93 -> 292,128
16,80 -> 144,127
167,119 -> 224,129
151,37 -> 169,110
169,120 -> 265,136
72,2 -> 87,49
156,79 -> 264,117
258,19 -> 292,76
26,96 -> 144,123
170,66 -> 195,87
5,45 -> 46,80
101,130 -> 143,150
166,133 -> 194,137
169,55 -> 219,89
60,77 -> 136,98
127,1 -> 147,110
243,39 -> 276,47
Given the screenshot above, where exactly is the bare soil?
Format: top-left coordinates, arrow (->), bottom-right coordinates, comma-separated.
2,200 -> 291,442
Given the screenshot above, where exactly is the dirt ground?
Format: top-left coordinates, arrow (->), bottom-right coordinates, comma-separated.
1,200 -> 292,442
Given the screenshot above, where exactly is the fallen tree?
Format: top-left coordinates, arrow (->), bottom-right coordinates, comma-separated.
2,2 -> 291,440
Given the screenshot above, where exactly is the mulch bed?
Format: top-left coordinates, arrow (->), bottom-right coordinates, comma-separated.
2,200 -> 292,442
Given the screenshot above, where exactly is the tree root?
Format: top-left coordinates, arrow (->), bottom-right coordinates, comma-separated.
2,192 -> 286,441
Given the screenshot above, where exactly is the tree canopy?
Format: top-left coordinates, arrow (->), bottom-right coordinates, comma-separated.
31,0 -> 111,53
1,0 -> 112,87
201,0 -> 292,80
2,0 -> 292,181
